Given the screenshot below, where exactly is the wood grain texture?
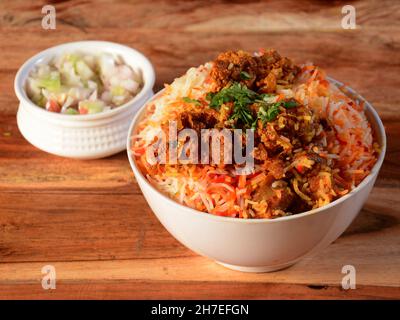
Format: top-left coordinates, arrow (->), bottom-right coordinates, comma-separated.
0,0 -> 399,299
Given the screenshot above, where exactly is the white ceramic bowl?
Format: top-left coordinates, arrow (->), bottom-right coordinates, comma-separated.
15,41 -> 155,159
127,79 -> 386,272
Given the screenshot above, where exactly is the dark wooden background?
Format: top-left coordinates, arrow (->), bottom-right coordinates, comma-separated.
0,0 -> 399,299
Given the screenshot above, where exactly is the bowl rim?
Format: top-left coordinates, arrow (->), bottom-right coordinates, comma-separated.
126,77 -> 386,224
14,40 -> 155,121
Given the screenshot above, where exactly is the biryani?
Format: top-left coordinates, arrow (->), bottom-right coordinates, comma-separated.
131,49 -> 379,219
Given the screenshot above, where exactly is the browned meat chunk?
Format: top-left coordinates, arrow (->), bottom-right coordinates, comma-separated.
256,103 -> 320,156
210,50 -> 258,91
180,109 -> 218,133
252,181 -> 295,212
255,50 -> 300,93
210,49 -> 300,92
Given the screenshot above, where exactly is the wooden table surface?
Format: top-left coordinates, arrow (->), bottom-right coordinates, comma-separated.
0,0 -> 399,299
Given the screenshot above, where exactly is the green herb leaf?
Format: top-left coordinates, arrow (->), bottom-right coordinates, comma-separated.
182,97 -> 201,106
206,83 -> 299,129
282,100 -> 298,108
240,71 -> 252,80
208,83 -> 258,110
260,93 -> 274,101
229,104 -> 255,127
208,83 -> 259,127
257,104 -> 280,124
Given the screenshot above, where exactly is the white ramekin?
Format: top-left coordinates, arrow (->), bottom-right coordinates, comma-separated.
127,79 -> 386,272
14,41 -> 155,159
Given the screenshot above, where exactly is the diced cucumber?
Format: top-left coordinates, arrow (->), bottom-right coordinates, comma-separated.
79,100 -> 105,114
111,86 -> 126,97
33,95 -> 47,108
65,108 -> 79,115
26,78 -> 41,97
38,72 -> 61,92
65,54 -> 80,68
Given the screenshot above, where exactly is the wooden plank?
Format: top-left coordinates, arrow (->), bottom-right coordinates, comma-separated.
1,0 -> 399,30
0,115 -> 138,194
0,193 -> 192,262
1,282 -> 399,300
0,234 -> 399,286
0,187 -> 399,270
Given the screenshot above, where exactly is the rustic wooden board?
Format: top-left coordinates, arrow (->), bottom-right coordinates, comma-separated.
0,0 -> 399,299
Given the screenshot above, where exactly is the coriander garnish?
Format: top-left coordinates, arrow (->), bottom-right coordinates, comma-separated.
240,71 -> 252,80
182,97 -> 201,106
207,82 -> 298,128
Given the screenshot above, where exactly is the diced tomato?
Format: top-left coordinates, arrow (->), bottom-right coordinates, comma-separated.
296,164 -> 304,174
79,107 -> 88,115
45,99 -> 61,113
